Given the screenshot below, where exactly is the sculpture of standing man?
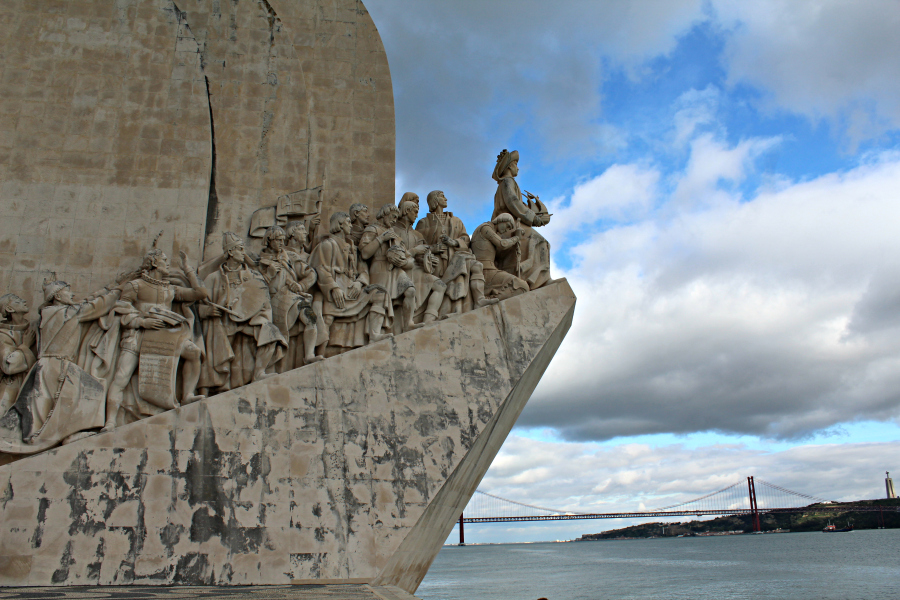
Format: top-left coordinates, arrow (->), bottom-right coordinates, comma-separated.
198,232 -> 287,394
104,248 -> 208,431
311,212 -> 391,354
416,190 -> 497,315
348,203 -> 371,246
257,226 -> 324,369
392,197 -> 448,325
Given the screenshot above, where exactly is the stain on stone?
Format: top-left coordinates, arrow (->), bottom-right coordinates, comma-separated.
30,497 -> 50,548
344,485 -> 365,535
190,506 -> 225,544
63,452 -> 107,537
161,522 -> 184,557
0,477 -> 13,508
237,398 -> 252,414
291,552 -> 326,579
314,526 -> 326,542
173,552 -> 213,585
311,502 -> 322,518
202,74 -> 220,259
50,540 -> 75,584
86,537 -> 104,582
413,405 -> 460,438
460,408 -> 480,451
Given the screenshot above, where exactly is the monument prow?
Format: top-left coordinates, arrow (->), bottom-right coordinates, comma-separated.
0,281 -> 574,590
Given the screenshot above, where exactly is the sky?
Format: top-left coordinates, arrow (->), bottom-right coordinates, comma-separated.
364,0 -> 900,543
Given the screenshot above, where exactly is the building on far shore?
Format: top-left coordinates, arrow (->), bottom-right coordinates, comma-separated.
887,472 -> 897,499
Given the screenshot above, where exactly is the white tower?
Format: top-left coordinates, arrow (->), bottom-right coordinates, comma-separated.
887,471 -> 897,499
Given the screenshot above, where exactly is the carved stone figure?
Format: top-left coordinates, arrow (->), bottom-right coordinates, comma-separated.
492,149 -> 552,289
416,190 -> 497,315
471,213 -> 530,300
310,212 -> 391,355
360,204 -> 420,332
0,295 -> 36,416
2,279 -> 121,452
399,191 -> 420,214
348,202 -> 371,246
392,197 -> 448,325
257,226 -> 324,369
198,233 -> 288,394
285,221 -> 312,263
104,249 -> 207,431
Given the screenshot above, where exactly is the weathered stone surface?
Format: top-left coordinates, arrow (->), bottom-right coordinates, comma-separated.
0,0 -> 394,304
0,583 -> 423,599
0,280 -> 575,591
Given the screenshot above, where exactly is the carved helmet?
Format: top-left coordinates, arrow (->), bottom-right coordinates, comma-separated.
41,274 -> 69,304
222,231 -> 244,253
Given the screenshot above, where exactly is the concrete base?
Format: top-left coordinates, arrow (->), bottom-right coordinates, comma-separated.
0,281 -> 575,593
0,584 -> 421,599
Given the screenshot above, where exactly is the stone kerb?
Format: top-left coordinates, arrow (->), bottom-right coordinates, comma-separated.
0,280 -> 575,590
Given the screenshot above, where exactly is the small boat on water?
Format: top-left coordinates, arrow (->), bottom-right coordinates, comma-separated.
823,521 -> 853,532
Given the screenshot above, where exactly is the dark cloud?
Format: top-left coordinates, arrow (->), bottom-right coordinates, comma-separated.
364,0 -> 704,218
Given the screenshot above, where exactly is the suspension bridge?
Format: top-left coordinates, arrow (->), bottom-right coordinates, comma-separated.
456,476 -> 893,544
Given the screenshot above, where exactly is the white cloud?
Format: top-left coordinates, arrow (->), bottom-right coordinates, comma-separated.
546,164 -> 659,245
476,433 -> 898,516
713,0 -> 900,141
673,86 -> 721,147
524,146 -> 900,441
671,133 -> 781,208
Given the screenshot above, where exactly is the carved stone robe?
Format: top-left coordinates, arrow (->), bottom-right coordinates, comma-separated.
310,234 -> 387,349
0,291 -> 120,454
0,322 -> 36,416
360,223 -> 414,301
391,221 -> 445,311
416,211 -> 482,302
199,264 -> 286,392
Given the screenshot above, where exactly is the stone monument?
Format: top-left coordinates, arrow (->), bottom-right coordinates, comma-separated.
0,0 -> 575,595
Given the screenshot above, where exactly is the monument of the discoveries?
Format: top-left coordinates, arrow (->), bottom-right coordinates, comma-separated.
0,0 -> 574,594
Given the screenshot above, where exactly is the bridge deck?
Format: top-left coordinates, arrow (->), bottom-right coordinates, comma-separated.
463,505 -> 894,523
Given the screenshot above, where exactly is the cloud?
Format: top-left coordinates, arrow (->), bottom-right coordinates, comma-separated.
364,0 -> 706,212
474,433 -> 898,517
670,133 -> 781,208
673,86 -> 721,147
713,0 -> 900,142
522,146 -> 900,441
546,164 -> 659,245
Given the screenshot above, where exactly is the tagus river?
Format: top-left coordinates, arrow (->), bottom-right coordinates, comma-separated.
417,529 -> 900,600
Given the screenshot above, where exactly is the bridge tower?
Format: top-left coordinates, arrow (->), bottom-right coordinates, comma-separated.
747,476 -> 761,532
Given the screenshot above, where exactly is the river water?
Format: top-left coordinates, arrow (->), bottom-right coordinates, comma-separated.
416,529 -> 899,600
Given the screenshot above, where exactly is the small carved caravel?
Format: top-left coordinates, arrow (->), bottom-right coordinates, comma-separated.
0,150 -> 553,458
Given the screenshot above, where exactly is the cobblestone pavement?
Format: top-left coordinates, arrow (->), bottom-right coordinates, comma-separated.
0,584 -> 420,600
